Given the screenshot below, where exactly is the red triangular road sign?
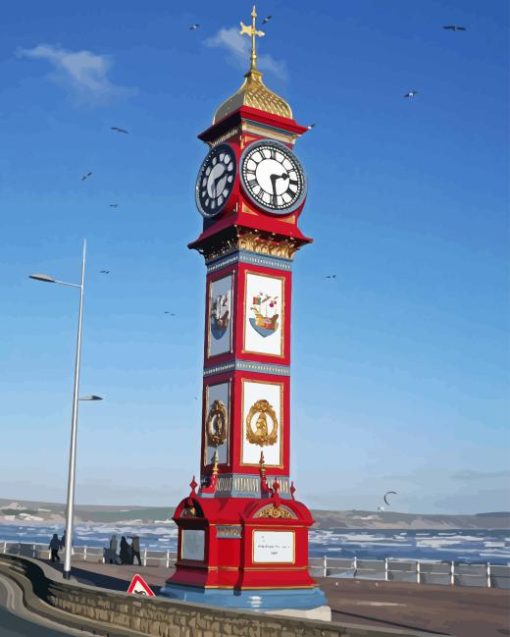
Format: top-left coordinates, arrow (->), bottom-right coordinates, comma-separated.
127,574 -> 155,597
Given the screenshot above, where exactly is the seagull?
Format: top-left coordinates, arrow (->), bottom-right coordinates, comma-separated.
81,171 -> 92,181
164,311 -> 176,316
307,123 -> 316,130
99,270 -> 110,274
109,204 -> 119,208
325,274 -> 337,279
189,24 -> 200,30
262,15 -> 272,25
404,90 -> 418,98
111,126 -> 129,134
443,25 -> 466,31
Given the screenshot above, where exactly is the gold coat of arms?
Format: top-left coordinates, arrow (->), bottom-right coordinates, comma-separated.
206,400 -> 228,446
246,399 -> 278,446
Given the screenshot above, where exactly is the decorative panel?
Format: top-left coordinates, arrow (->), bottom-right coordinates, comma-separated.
208,274 -> 233,357
243,272 -> 284,357
204,381 -> 230,465
241,379 -> 283,467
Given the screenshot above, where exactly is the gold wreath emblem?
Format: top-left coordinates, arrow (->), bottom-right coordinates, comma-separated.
246,399 -> 278,447
206,400 -> 228,446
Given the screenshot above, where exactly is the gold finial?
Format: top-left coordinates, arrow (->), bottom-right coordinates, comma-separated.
211,450 -> 219,475
259,450 -> 266,475
240,5 -> 265,71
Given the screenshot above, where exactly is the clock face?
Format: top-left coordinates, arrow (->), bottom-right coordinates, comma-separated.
195,144 -> 236,218
240,140 -> 306,215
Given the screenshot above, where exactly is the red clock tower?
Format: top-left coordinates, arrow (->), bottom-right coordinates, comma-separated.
161,7 -> 329,618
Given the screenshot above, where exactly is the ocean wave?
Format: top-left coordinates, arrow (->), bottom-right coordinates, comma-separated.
1,524 -> 509,564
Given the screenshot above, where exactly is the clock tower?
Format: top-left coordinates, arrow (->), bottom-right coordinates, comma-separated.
161,7 -> 329,619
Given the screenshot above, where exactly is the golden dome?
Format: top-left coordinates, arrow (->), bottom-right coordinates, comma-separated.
213,68 -> 293,124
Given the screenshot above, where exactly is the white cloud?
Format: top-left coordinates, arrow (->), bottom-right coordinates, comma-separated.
205,27 -> 287,81
17,44 -> 136,104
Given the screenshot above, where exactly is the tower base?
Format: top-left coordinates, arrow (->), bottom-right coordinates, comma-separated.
159,584 -> 330,620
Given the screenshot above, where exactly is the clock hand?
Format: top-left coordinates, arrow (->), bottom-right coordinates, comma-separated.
269,174 -> 279,196
212,169 -> 226,198
269,172 -> 290,198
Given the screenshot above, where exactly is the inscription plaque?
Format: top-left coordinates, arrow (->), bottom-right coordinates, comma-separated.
181,530 -> 205,561
253,530 -> 295,563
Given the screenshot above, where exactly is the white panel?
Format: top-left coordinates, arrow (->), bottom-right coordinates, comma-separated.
208,274 -> 233,357
244,273 -> 283,357
253,531 -> 294,564
242,380 -> 282,466
181,530 -> 205,561
204,382 -> 230,465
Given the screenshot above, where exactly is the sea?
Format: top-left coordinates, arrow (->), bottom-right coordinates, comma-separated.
1,523 -> 509,565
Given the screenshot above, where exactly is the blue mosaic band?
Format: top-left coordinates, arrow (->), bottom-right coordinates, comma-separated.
204,360 -> 290,377
207,249 -> 292,273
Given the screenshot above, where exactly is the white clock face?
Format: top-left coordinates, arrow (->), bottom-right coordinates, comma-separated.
240,140 -> 306,214
195,144 -> 236,218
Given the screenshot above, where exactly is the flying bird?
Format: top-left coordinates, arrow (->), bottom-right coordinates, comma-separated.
189,24 -> 200,30
443,25 -> 466,31
99,270 -> 110,274
262,15 -> 272,25
81,171 -> 92,181
111,126 -> 129,134
383,490 -> 397,506
164,311 -> 176,316
404,91 -> 418,98
109,204 -> 119,208
325,274 -> 336,279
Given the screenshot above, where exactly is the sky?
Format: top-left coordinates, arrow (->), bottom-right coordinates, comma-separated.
1,0 -> 508,514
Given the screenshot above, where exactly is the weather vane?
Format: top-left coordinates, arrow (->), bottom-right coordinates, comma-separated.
240,5 -> 265,71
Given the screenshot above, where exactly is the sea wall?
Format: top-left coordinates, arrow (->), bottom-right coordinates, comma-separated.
0,554 -> 441,637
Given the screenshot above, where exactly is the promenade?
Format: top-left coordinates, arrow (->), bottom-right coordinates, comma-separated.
40,559 -> 510,637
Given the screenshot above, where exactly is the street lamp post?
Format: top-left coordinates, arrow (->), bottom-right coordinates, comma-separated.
30,239 -> 102,579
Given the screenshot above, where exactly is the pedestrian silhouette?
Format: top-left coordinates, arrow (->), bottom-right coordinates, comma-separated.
60,532 -> 66,550
119,536 -> 131,565
105,534 -> 118,564
130,535 -> 142,566
49,533 -> 61,562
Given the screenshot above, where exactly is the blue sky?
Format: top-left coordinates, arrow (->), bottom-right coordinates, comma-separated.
1,0 -> 508,513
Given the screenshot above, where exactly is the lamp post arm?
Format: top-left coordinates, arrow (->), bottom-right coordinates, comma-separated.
54,280 -> 81,289
63,239 -> 86,579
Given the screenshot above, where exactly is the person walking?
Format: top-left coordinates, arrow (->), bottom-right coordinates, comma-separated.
108,534 -> 118,564
60,532 -> 66,551
49,533 -> 61,562
119,536 -> 130,565
130,535 -> 142,566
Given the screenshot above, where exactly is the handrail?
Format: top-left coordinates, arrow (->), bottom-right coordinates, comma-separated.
1,540 -> 509,589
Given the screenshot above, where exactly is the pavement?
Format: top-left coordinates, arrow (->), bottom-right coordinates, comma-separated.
0,572 -> 98,637
41,560 -> 510,637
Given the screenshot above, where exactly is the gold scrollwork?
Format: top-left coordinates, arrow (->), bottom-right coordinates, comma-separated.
206,400 -> 228,446
202,230 -> 301,262
254,505 -> 295,519
238,231 -> 298,259
246,399 -> 278,446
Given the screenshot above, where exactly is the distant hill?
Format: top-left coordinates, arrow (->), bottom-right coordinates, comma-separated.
310,509 -> 510,530
1,498 -> 508,529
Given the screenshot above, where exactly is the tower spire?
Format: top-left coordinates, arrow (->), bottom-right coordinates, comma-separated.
240,5 -> 265,72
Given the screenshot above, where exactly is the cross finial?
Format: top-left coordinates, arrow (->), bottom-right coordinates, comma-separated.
240,5 -> 265,72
